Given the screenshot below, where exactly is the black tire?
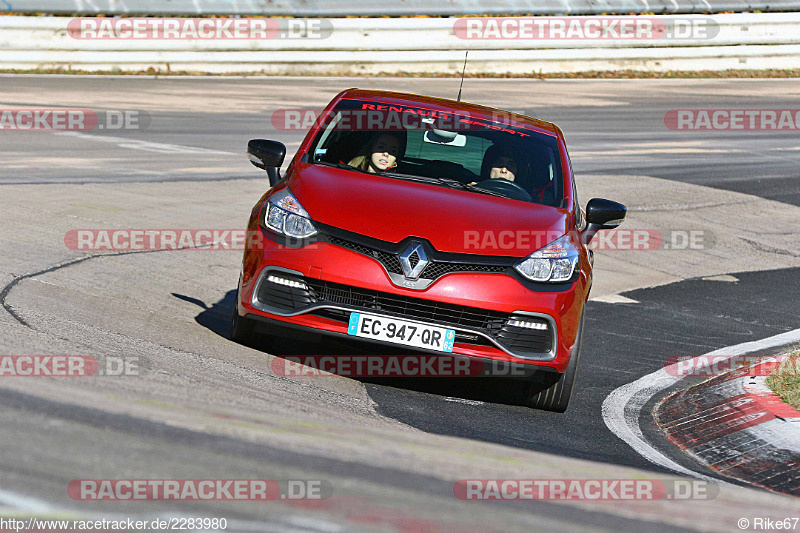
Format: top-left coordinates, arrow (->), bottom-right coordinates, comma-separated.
524,312 -> 585,412
230,291 -> 278,351
230,296 -> 256,346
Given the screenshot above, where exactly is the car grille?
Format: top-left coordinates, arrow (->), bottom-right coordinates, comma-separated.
255,271 -> 554,357
328,236 -> 404,274
327,236 -> 508,279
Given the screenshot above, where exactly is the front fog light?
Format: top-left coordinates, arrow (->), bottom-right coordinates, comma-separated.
508,319 -> 548,330
266,274 -> 307,289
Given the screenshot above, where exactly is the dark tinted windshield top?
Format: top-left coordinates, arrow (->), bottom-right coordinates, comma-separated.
308,99 -> 565,207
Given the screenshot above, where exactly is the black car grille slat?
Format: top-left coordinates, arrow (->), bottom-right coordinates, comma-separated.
326,235 -> 509,280
327,236 -> 372,256
376,251 -> 403,274
420,262 -> 507,279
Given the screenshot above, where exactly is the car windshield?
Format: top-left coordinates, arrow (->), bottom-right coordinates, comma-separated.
307,99 -> 565,207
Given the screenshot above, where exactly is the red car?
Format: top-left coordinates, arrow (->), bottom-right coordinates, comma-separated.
232,89 -> 625,412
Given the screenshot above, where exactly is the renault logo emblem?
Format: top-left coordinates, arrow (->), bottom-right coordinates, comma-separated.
399,243 -> 429,279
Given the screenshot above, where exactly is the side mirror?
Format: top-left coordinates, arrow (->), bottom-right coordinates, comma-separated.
248,139 -> 286,186
582,198 -> 626,244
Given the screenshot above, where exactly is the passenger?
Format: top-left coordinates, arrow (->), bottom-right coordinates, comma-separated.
348,132 -> 406,173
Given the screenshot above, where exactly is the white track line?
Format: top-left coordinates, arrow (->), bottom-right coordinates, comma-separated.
443,397 -> 485,406
0,488 -> 53,512
601,327 -> 800,483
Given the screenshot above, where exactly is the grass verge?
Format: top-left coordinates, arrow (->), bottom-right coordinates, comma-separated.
766,349 -> 800,411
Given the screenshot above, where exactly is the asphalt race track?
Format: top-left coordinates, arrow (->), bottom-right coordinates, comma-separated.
367,267 -> 800,471
1,76 -> 800,532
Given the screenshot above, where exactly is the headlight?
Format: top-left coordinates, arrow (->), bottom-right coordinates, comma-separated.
514,234 -> 579,283
261,188 -> 319,239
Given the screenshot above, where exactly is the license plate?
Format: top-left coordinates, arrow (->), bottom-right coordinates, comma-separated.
347,312 -> 455,352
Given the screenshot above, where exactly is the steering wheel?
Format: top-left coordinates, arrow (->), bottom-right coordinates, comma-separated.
474,179 -> 532,202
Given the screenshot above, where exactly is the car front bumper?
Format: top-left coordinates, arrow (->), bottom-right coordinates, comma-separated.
239,233 -> 588,373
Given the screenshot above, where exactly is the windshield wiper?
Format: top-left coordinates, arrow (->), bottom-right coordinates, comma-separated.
466,184 -> 510,199
314,163 -> 446,186
379,172 -> 445,185
429,177 -> 470,190
429,177 -> 509,198
382,174 -> 503,197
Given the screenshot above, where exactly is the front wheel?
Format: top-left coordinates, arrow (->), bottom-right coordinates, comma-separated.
230,301 -> 256,346
524,312 -> 585,412
230,290 -> 277,351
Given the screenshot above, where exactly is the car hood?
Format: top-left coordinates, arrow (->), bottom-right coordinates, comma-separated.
287,163 -> 570,256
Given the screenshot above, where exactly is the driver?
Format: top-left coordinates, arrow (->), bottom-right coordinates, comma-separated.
487,153 -> 518,182
469,144 -> 522,186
